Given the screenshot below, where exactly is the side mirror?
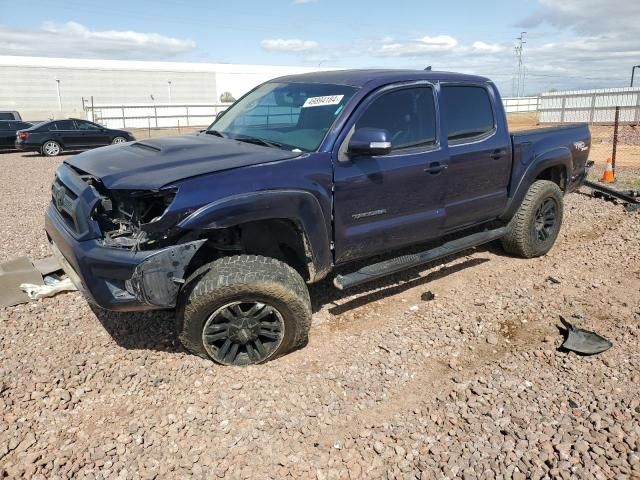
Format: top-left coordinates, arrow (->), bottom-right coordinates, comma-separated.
347,128 -> 392,157
216,110 -> 226,119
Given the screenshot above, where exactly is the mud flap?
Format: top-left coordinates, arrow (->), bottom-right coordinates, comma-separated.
125,240 -> 206,308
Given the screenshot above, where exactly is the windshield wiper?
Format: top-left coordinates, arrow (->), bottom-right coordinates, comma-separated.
233,135 -> 287,150
205,129 -> 227,138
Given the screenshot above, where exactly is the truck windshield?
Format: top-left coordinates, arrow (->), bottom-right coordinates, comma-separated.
208,82 -> 358,152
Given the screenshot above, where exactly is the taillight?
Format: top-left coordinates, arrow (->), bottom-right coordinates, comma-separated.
17,132 -> 30,139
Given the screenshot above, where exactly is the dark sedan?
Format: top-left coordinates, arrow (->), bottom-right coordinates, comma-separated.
0,120 -> 33,150
15,118 -> 135,157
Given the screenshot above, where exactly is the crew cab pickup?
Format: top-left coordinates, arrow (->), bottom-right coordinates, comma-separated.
45,70 -> 590,365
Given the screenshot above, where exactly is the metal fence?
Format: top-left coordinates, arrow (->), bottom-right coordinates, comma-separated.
539,87 -> 640,125
502,96 -> 540,113
84,102 -> 232,130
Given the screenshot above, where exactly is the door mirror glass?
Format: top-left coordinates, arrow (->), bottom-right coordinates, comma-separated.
347,128 -> 392,157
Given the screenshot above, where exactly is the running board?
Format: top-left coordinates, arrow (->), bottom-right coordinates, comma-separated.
333,227 -> 508,290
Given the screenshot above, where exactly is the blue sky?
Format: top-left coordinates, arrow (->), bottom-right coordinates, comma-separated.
1,0 -> 639,95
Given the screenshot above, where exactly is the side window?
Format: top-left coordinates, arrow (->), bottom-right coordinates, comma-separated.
54,120 -> 76,130
76,121 -> 101,130
441,86 -> 494,142
356,87 -> 437,151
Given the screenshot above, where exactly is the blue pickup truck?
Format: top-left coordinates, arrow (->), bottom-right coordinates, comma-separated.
45,69 -> 591,365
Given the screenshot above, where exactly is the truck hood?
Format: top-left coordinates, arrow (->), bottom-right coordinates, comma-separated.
65,134 -> 300,190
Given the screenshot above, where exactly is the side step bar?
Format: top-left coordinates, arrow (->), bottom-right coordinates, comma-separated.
333,227 -> 508,290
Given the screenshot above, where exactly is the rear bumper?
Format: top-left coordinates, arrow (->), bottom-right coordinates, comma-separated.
14,141 -> 38,151
45,202 -> 203,311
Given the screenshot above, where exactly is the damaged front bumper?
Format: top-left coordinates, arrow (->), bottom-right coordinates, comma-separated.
45,202 -> 204,311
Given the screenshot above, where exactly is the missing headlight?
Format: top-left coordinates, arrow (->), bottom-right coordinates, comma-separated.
95,188 -> 177,249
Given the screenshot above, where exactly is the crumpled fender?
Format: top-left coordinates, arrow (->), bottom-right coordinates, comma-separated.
125,239 -> 206,308
177,190 -> 333,282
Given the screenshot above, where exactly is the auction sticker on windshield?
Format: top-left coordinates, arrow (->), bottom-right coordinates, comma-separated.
302,95 -> 344,108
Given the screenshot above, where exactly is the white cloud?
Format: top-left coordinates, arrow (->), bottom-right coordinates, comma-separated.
0,21 -> 195,59
369,35 -> 458,57
260,39 -> 319,53
519,0 -> 640,35
471,41 -> 505,53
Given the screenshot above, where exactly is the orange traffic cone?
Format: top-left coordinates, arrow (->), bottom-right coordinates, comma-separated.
601,157 -> 615,183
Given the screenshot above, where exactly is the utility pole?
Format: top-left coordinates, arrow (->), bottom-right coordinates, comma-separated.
514,32 -> 527,97
631,65 -> 640,87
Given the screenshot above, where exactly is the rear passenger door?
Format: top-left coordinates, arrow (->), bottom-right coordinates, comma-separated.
440,84 -> 512,231
52,120 -> 82,148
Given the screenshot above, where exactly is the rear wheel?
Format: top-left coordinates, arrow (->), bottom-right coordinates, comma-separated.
42,140 -> 61,157
177,255 -> 312,366
112,136 -> 127,144
501,180 -> 564,258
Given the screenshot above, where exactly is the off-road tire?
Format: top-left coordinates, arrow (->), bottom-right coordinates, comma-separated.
501,180 -> 564,258
177,255 -> 312,365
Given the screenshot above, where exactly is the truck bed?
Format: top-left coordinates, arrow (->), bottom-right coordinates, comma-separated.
510,123 -> 591,193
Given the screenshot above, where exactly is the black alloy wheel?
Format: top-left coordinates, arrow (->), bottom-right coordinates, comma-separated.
202,301 -> 285,366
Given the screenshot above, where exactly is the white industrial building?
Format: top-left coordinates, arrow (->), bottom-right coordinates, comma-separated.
0,56 -> 322,123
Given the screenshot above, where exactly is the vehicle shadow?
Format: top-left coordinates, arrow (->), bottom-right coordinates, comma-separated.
89,304 -> 184,354
309,247 -> 495,315
88,241 -> 502,353
21,152 -> 80,157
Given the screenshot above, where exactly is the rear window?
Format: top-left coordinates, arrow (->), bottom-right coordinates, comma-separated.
441,86 -> 494,142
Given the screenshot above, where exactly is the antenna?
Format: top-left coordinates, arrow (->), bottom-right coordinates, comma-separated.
514,32 -> 527,97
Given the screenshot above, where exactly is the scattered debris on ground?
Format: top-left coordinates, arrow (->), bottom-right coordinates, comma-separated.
559,316 -> 613,355
0,151 -> 639,478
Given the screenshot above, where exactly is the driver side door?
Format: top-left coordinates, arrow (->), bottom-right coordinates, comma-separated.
333,83 -> 448,263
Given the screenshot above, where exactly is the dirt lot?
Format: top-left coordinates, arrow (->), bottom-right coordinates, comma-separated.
1,128 -> 639,479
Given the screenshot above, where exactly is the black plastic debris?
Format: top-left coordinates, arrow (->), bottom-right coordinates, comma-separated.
559,316 -> 612,355
421,291 -> 436,302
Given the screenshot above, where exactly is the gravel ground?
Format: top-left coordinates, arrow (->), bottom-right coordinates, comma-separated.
0,149 -> 639,479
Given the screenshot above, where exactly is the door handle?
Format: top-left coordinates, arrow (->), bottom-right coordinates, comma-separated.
491,149 -> 507,160
424,162 -> 447,175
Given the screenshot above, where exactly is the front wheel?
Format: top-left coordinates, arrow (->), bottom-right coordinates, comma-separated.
177,255 -> 312,366
111,136 -> 127,144
501,180 -> 564,258
42,140 -> 61,157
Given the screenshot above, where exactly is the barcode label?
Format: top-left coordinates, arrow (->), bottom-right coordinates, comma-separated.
302,95 -> 344,108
